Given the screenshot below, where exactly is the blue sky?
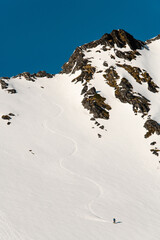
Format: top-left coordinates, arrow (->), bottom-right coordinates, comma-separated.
0,0 -> 159,77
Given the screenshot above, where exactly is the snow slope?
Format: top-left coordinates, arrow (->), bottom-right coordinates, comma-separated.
0,32 -> 160,240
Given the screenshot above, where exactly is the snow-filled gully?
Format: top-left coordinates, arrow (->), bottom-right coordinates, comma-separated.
44,101 -> 109,223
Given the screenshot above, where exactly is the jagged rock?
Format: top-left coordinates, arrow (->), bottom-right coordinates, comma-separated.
115,49 -> 141,61
115,82 -> 150,115
7,89 -> 17,94
61,47 -> 87,74
2,115 -> 11,120
98,134 -> 102,138
81,85 -> 88,95
150,149 -> 160,156
144,119 -> 160,138
82,98 -> 109,119
117,64 -> 159,93
59,29 -> 160,152
110,76 -> 151,115
86,87 -> 96,96
148,80 -> 159,93
72,64 -> 96,83
82,93 -> 111,120
146,34 -> 160,44
95,121 -> 100,126
13,71 -> 53,81
9,113 -> 15,116
0,79 -> 9,89
103,61 -> 108,67
110,29 -> 145,50
35,71 -> 53,78
115,88 -> 132,103
82,29 -> 144,51
110,55 -> 115,59
61,30 -> 144,75
13,72 -> 35,81
132,95 -> 150,114
120,78 -> 133,90
103,66 -> 120,88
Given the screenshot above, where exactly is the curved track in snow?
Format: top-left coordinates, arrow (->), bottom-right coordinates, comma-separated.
44,101 -> 109,223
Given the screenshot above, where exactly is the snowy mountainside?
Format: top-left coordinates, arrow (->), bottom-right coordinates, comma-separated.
0,29 -> 160,240
62,29 -> 160,156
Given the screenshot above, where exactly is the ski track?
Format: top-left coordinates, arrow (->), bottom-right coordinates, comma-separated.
45,101 -> 110,224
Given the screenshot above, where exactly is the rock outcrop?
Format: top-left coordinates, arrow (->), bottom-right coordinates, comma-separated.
82,87 -> 111,119
144,119 -> 160,138
61,29 -> 160,155
13,71 -> 53,81
117,64 -> 159,93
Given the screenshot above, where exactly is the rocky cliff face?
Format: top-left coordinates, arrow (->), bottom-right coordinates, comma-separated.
61,29 -> 160,156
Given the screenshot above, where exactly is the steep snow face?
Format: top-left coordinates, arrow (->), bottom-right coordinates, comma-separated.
0,30 -> 160,240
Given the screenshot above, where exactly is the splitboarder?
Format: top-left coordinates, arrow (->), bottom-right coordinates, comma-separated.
113,218 -> 116,224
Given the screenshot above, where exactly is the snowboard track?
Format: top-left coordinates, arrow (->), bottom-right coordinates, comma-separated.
45,101 -> 109,223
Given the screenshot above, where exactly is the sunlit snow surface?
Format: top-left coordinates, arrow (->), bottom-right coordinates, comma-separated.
0,40 -> 160,240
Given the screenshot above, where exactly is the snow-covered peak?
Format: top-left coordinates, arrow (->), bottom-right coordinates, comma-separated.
0,30 -> 160,240
60,30 -> 160,157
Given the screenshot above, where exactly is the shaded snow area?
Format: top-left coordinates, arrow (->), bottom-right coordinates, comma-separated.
0,40 -> 160,240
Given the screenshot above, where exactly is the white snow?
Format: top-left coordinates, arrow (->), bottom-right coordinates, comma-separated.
0,39 -> 160,240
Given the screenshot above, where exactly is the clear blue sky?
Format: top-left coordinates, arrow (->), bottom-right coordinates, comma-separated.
0,0 -> 159,77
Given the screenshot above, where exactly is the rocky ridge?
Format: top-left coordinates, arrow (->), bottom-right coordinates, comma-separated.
1,30 -> 160,156
61,29 -> 160,156
0,70 -> 54,94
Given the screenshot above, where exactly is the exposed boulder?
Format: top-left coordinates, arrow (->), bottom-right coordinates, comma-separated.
2,115 -> 12,120
0,79 -> 9,89
150,148 -> 160,156
7,89 -> 17,94
144,119 -> 160,138
103,61 -> 108,67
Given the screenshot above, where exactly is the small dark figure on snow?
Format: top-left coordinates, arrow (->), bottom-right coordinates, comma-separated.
113,218 -> 116,224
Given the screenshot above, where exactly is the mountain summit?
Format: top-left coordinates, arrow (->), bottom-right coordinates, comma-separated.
0,30 -> 160,240
61,29 -> 160,156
